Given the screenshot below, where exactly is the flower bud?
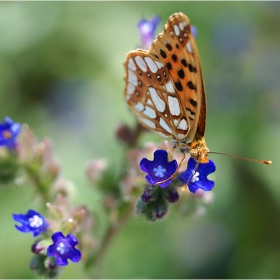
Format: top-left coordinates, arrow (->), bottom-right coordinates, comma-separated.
141,185 -> 157,203
31,240 -> 45,254
154,198 -> 168,219
29,254 -> 61,278
114,123 -> 135,145
164,186 -> 179,203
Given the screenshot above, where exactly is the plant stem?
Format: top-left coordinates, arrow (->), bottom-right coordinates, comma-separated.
91,202 -> 135,278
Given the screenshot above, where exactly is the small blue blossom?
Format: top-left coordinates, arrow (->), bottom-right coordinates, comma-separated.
137,15 -> 160,49
179,157 -> 216,194
12,209 -> 48,237
47,231 -> 82,266
0,116 -> 21,149
191,25 -> 198,39
140,150 -> 177,188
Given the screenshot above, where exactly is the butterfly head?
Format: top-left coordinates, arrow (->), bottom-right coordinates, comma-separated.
189,138 -> 209,163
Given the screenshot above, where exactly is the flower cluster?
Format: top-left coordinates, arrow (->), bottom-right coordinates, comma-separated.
140,150 -> 216,193
135,149 -> 216,220
13,209 -> 82,276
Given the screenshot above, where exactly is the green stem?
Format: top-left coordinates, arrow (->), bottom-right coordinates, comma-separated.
91,202 -> 135,278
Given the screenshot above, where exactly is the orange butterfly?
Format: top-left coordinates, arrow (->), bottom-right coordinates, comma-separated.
124,12 -> 271,183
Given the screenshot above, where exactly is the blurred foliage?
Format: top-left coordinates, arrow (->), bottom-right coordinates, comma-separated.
1,1 -> 280,278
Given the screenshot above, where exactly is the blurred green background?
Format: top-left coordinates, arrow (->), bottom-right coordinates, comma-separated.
1,1 -> 280,278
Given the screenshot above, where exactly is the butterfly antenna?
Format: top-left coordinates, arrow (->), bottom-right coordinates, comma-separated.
155,151 -> 186,186
209,151 -> 272,165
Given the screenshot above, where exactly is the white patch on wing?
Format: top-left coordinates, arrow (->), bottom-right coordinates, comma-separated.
173,119 -> 179,126
178,119 -> 188,130
147,99 -> 153,105
186,41 -> 193,53
165,81 -> 175,93
179,22 -> 184,31
159,118 -> 172,134
174,24 -> 180,36
168,96 -> 180,116
135,56 -> 147,72
143,106 -> 156,119
134,102 -> 144,111
139,117 -> 156,129
149,87 -> 165,112
127,83 -> 135,94
128,58 -> 136,71
144,57 -> 158,73
155,61 -> 164,69
128,70 -> 137,86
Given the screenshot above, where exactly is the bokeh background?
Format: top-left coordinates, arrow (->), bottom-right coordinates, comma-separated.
1,1 -> 280,278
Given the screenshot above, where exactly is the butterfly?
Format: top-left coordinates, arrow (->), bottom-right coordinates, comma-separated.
124,12 -> 209,163
123,12 -> 271,181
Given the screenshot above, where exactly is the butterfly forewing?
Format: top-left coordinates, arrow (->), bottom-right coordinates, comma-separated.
124,12 -> 206,147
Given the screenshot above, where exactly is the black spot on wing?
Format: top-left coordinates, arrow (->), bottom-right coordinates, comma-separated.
187,81 -> 196,90
160,49 -> 167,58
181,59 -> 187,67
166,62 -> 172,70
188,64 -> 194,72
165,42 -> 172,51
186,108 -> 195,116
171,54 -> 177,62
189,98 -> 197,107
178,69 -> 185,79
175,81 -> 183,91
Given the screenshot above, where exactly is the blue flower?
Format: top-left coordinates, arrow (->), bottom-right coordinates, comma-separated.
0,116 -> 21,149
12,209 -> 48,237
47,232 -> 82,266
137,15 -> 160,49
140,150 -> 178,188
179,158 -> 216,194
191,25 -> 198,39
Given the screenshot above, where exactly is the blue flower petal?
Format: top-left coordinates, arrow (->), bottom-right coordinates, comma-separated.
12,209 -> 48,237
56,256 -> 69,266
140,150 -> 178,188
68,248 -> 82,263
51,231 -> 64,243
191,25 -> 198,39
137,15 -> 161,49
47,231 -> 82,266
180,158 -> 216,194
47,244 -> 57,256
0,116 -> 21,149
